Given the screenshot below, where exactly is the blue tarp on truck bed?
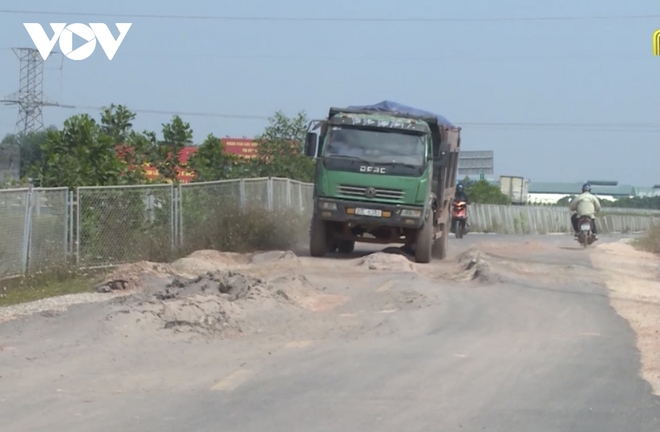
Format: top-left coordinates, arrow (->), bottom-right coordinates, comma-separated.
345,100 -> 456,129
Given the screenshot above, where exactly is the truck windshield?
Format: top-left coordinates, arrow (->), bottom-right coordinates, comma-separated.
323,127 -> 426,166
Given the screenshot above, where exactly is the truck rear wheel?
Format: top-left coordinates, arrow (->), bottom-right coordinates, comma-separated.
415,209 -> 433,263
309,215 -> 327,257
337,240 -> 355,254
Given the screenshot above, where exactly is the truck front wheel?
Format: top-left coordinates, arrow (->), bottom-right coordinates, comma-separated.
415,209 -> 434,263
309,215 -> 327,257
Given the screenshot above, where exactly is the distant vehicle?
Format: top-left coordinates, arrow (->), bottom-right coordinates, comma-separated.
303,101 -> 462,263
451,200 -> 468,239
500,175 -> 529,205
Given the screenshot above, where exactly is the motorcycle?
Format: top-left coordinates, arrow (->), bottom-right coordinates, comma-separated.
576,214 -> 596,248
451,200 -> 468,239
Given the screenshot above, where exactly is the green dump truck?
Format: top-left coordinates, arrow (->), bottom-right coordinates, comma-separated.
303,101 -> 461,263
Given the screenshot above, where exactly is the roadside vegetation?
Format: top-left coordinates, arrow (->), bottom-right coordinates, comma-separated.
0,105 -> 313,306
632,225 -> 660,255
0,267 -> 102,307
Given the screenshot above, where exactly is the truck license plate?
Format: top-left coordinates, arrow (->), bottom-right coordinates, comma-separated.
580,223 -> 591,230
355,208 -> 382,217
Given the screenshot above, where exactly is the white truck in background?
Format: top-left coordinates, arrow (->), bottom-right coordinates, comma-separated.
500,175 -> 529,205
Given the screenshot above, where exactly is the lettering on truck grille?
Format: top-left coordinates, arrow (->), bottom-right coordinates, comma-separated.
338,184 -> 404,199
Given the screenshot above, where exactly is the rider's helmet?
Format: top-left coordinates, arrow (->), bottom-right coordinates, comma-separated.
456,183 -> 464,192
582,183 -> 591,193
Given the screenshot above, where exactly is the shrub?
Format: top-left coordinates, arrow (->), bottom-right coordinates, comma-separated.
179,205 -> 310,255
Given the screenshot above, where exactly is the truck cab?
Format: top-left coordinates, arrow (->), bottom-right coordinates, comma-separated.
304,101 -> 461,263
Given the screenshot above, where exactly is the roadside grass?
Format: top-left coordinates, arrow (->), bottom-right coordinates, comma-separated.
0,267 -> 104,307
631,224 -> 660,255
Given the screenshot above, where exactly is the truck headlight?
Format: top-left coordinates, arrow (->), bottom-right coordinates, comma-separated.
319,201 -> 337,210
400,209 -> 421,217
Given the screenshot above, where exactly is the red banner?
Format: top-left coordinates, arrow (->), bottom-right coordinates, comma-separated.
221,138 -> 258,159
117,137 -> 297,182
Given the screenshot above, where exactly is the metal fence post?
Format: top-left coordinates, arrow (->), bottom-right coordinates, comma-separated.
286,178 -> 292,208
20,183 -> 34,275
69,190 -> 76,257
177,184 -> 184,248
239,178 -> 246,208
170,184 -> 175,251
267,177 -> 274,211
75,187 -> 81,267
64,189 -> 71,264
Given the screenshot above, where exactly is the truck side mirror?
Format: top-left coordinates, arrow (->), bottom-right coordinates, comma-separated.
305,132 -> 318,157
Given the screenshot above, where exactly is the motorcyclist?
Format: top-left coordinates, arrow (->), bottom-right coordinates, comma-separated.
454,183 -> 469,204
569,183 -> 601,240
452,183 -> 469,233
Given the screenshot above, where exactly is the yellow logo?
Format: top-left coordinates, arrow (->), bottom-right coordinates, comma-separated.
654,29 -> 660,55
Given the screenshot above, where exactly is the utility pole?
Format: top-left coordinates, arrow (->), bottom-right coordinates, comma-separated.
1,47 -> 63,136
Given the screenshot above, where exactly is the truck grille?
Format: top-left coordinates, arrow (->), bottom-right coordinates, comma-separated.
338,184 -> 404,200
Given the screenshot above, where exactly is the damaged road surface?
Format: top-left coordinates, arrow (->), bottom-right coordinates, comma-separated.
0,237 -> 659,431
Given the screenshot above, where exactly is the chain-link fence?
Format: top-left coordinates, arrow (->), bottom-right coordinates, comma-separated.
2,178 -> 659,280
28,188 -> 70,273
178,179 -> 242,252
0,188 -> 29,278
76,184 -> 175,268
0,187 -> 70,279
467,204 -> 659,234
177,177 -> 313,254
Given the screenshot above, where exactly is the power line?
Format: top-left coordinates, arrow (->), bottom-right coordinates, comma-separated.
0,48 -> 648,61
0,9 -> 657,22
66,105 -> 271,120
50,104 -> 660,132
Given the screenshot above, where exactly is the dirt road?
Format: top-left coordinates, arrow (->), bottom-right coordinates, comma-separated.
1,234 -> 659,431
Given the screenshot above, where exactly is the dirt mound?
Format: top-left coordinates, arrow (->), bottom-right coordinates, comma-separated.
270,273 -> 348,312
100,261 -> 177,291
454,249 -> 501,283
357,252 -> 415,272
170,250 -> 249,276
104,269 -> 324,336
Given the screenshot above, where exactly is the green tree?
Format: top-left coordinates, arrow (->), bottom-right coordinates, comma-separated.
100,104 -> 136,144
188,134 -> 243,182
464,179 -> 510,205
0,128 -> 57,180
154,115 -> 193,183
31,114 -> 129,188
251,110 -> 315,182
99,104 -> 154,184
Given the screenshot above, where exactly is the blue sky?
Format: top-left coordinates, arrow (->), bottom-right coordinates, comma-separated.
0,1 -> 658,186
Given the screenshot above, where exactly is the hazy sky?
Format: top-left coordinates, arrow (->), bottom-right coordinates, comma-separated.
0,1 -> 658,186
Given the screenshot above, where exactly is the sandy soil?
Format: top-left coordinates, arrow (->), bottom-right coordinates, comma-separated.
1,235 -> 658,408
590,240 -> 660,395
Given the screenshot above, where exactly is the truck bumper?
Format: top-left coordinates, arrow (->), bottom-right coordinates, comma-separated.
315,197 -> 425,229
